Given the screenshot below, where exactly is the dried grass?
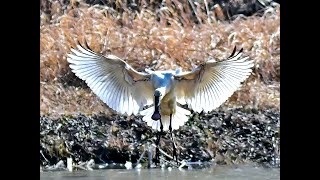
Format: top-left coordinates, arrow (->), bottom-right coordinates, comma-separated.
40,1 -> 280,117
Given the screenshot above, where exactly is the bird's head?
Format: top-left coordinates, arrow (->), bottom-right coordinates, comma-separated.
154,87 -> 167,100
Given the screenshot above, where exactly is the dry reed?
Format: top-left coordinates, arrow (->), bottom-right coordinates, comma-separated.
40,1 -> 280,117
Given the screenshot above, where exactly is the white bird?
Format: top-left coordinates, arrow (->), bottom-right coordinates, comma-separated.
66,42 -> 254,133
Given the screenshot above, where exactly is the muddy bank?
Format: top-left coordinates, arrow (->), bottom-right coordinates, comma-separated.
40,107 -> 280,171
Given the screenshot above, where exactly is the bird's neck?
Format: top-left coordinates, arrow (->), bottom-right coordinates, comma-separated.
161,86 -> 176,103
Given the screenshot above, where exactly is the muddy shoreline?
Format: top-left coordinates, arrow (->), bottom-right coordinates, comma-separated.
40,107 -> 280,171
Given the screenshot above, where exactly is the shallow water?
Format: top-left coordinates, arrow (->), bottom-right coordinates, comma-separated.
40,165 -> 280,180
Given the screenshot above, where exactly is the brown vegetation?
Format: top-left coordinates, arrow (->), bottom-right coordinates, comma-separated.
40,1 -> 280,117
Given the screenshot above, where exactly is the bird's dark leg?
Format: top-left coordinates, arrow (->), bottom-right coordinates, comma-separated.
169,114 -> 177,163
160,118 -> 163,134
155,117 -> 163,166
155,130 -> 160,165
152,93 -> 162,166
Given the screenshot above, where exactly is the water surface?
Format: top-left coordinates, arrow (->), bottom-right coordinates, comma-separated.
40,165 -> 280,180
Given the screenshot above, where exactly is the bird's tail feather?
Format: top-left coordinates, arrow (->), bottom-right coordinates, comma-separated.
140,106 -> 191,131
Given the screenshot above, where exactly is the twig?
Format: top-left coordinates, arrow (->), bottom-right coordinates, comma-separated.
136,147 -> 146,165
160,156 -> 180,168
151,143 -> 173,160
187,0 -> 202,24
147,142 -> 153,168
40,150 -> 49,163
67,157 -> 73,172
86,159 -> 95,171
46,160 -> 66,171
74,161 -> 91,170
203,0 -> 211,24
151,143 -> 185,167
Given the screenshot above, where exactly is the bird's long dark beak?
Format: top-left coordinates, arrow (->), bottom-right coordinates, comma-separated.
151,91 -> 161,120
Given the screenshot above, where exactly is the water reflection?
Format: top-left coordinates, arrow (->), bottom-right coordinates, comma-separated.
40,165 -> 280,180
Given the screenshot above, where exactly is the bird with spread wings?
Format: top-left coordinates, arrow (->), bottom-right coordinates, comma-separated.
67,41 -> 254,163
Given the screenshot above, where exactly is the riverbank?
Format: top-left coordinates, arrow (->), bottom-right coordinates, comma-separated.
40,107 -> 279,171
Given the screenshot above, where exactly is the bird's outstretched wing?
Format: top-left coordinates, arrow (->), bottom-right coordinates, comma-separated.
174,47 -> 254,113
67,42 -> 154,115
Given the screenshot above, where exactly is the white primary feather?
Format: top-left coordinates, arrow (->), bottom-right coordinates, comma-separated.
67,44 -> 154,116
175,48 -> 254,113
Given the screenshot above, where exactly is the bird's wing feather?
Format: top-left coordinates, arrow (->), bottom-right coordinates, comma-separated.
67,42 -> 154,115
174,47 -> 254,113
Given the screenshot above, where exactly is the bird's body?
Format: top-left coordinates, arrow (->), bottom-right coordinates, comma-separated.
67,42 -> 254,133
152,72 -> 177,116
139,70 -> 191,131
